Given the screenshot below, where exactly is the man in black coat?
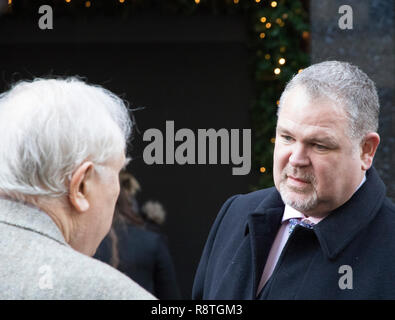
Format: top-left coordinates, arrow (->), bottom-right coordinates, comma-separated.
193,61 -> 395,299
95,222 -> 181,299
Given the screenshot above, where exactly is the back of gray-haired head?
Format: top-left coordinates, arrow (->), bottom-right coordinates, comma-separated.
278,61 -> 380,141
0,77 -> 132,201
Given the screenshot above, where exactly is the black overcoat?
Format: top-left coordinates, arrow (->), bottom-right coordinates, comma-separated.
193,167 -> 395,299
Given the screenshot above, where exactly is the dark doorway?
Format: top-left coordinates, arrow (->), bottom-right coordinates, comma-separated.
0,13 -> 257,298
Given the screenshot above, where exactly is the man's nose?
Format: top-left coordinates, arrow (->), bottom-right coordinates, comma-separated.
289,144 -> 310,167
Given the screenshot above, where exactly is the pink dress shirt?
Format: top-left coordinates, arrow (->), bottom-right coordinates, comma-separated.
256,175 -> 367,295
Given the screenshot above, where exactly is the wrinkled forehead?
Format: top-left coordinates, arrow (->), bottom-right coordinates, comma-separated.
276,119 -> 343,147
277,86 -> 351,138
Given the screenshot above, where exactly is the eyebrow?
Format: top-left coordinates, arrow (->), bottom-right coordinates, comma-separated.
309,137 -> 338,146
276,125 -> 338,146
276,125 -> 292,135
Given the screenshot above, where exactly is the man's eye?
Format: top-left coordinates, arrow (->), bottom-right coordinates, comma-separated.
282,135 -> 293,142
315,144 -> 328,150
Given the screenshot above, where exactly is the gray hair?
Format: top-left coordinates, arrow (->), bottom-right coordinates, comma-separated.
0,77 -> 132,201
278,61 -> 380,141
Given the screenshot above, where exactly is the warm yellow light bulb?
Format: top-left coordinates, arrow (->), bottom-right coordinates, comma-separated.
260,17 -> 267,23
265,22 -> 272,29
274,68 -> 281,75
298,69 -> 304,73
259,32 -> 266,39
271,137 -> 276,143
265,54 -> 271,60
119,0 -> 125,3
255,0 -> 261,3
260,167 -> 266,173
279,58 -> 286,65
85,1 -> 91,7
65,0 -> 71,3
8,0 -> 12,5
195,0 -> 200,3
234,0 -> 239,3
271,1 -> 277,7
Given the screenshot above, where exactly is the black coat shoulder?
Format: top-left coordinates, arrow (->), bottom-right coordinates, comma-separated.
216,187 -> 277,224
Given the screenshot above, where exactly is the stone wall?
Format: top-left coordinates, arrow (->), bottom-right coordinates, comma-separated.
310,0 -> 395,200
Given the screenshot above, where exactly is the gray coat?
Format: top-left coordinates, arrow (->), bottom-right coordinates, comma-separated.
0,197 -> 156,300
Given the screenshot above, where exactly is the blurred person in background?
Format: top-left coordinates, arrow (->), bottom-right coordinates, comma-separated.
141,200 -> 167,234
95,170 -> 181,299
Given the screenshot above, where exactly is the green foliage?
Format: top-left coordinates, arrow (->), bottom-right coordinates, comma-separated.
247,0 -> 310,190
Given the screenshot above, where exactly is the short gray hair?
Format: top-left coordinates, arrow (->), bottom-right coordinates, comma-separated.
0,77 -> 132,200
278,61 -> 380,141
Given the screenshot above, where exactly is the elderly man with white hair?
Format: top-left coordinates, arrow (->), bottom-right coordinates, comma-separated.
0,78 -> 155,299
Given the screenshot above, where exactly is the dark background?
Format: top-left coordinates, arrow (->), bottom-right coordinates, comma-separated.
0,13 -> 259,298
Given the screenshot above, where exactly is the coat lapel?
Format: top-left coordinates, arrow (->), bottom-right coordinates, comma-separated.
314,167 -> 386,260
245,188 -> 284,297
212,188 -> 284,299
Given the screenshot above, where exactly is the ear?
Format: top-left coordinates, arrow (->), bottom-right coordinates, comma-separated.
68,161 -> 94,212
360,132 -> 380,171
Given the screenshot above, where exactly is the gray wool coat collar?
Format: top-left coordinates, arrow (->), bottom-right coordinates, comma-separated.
0,196 -> 68,246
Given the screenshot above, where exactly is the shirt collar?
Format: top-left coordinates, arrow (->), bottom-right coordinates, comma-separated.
282,173 -> 367,225
248,168 -> 385,261
282,205 -> 306,223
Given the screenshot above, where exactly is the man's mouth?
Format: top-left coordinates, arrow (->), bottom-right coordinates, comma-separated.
287,175 -> 310,185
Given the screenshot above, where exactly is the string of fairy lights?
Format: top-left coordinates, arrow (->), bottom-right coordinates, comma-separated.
5,0 -> 309,190
247,0 -> 309,188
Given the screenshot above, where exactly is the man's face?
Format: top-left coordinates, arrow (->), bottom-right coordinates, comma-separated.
88,153 -> 126,252
273,86 -> 365,217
